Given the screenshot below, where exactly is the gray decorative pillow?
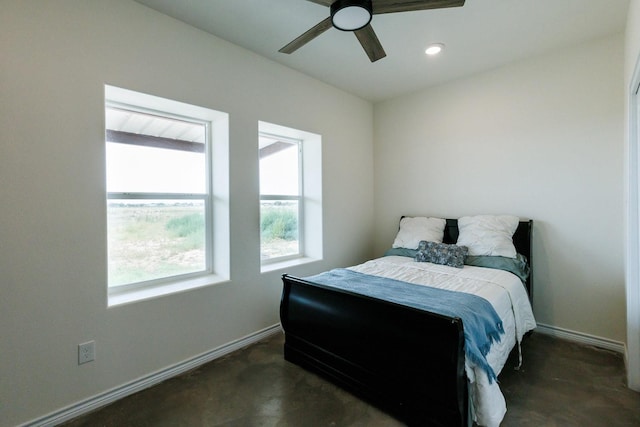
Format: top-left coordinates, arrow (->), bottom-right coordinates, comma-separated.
415,240 -> 468,268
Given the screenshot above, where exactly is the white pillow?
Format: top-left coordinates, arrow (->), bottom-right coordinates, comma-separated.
456,215 -> 519,258
392,217 -> 446,249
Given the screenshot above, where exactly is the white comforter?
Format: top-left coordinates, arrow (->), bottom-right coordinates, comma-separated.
348,256 -> 537,427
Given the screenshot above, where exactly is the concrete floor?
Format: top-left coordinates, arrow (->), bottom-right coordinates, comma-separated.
61,332 -> 640,426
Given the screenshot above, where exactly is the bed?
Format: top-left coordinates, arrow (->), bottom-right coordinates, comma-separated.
279,216 -> 537,426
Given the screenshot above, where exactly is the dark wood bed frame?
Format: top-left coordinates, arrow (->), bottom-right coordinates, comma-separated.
279,218 -> 532,426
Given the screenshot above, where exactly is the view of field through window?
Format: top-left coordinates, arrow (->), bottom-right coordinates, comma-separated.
259,135 -> 301,261
106,105 -> 210,288
107,201 -> 206,286
108,197 -> 299,285
260,200 -> 299,260
107,104 -> 304,286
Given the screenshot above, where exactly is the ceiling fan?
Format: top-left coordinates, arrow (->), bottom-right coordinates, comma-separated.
279,0 -> 465,62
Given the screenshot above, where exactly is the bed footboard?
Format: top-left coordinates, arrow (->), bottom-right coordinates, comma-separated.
280,274 -> 468,426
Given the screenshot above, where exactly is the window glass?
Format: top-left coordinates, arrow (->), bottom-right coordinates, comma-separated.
259,136 -> 299,196
259,134 -> 301,262
106,106 -> 210,288
106,142 -> 205,194
260,200 -> 300,260
107,200 -> 206,286
258,121 -> 322,271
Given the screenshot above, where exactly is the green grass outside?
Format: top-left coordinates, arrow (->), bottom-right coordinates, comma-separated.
107,204 -> 206,286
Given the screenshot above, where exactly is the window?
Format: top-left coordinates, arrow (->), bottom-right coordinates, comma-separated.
105,85 -> 229,305
259,122 -> 323,270
259,134 -> 302,262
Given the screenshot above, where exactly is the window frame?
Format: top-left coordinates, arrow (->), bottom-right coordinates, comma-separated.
258,121 -> 323,273
106,102 -> 213,289
105,85 -> 230,306
259,132 -> 304,264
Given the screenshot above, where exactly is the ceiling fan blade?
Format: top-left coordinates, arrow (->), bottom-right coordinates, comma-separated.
304,0 -> 334,6
373,0 -> 465,15
354,24 -> 387,62
279,17 -> 333,54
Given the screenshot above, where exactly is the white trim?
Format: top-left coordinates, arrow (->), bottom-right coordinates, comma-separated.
535,323 -> 625,354
260,255 -> 321,273
107,273 -> 230,307
627,53 -> 640,391
23,324 -> 282,427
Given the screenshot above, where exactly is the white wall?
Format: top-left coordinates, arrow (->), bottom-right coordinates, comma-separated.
624,0 -> 640,391
0,1 -> 374,425
627,1 -> 640,78
374,35 -> 625,343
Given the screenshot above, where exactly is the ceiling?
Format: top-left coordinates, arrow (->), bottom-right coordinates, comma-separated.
134,0 -> 629,102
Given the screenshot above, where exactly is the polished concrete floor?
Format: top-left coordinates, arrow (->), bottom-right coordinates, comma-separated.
61,332 -> 640,426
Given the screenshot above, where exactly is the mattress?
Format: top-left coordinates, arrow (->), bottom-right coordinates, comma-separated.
348,255 -> 537,427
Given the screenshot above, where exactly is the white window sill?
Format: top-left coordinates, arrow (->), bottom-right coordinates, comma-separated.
260,256 -> 320,274
108,274 -> 230,307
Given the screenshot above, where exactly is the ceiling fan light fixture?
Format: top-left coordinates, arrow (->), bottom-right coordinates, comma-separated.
330,0 -> 372,31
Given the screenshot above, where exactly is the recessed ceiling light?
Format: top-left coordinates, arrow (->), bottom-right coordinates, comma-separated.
425,43 -> 445,56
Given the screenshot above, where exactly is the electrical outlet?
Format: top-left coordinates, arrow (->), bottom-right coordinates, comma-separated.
78,341 -> 95,365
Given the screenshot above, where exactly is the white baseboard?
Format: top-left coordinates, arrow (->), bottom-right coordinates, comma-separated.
22,322 -> 625,426
24,324 -> 283,427
535,323 -> 625,354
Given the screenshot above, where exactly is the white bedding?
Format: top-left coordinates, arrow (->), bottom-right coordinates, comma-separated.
348,256 -> 537,427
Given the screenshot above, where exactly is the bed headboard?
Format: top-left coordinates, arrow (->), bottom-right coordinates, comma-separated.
403,217 -> 533,301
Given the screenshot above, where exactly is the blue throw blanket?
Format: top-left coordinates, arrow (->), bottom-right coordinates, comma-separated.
304,268 -> 504,382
